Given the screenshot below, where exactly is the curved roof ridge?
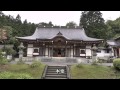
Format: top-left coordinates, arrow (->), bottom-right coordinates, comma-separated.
17,27 -> 104,41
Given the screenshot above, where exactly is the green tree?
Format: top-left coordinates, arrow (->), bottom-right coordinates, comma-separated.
66,21 -> 77,27
16,14 -> 21,24
80,11 -> 107,39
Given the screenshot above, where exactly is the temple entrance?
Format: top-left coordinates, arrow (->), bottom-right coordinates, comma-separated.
53,48 -> 65,57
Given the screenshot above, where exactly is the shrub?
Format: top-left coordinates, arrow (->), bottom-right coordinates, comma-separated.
16,73 -> 33,79
0,58 -> 8,65
2,47 -> 16,56
17,60 -> 25,65
76,64 -> 83,68
91,61 -> 98,65
0,71 -> 33,79
0,51 -> 8,65
113,58 -> 120,70
30,61 -> 41,68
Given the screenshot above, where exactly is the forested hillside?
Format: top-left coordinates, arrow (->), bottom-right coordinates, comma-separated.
0,11 -> 120,44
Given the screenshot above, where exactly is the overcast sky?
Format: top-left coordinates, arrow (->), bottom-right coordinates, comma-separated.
2,11 -> 120,26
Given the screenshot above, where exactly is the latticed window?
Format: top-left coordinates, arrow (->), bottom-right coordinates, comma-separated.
33,48 -> 39,53
80,49 -> 85,54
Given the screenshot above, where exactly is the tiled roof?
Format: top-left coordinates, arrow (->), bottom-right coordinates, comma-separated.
17,27 -> 103,41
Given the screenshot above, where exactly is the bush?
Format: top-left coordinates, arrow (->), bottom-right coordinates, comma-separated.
0,51 -> 8,65
0,58 -> 8,65
17,60 -> 25,65
76,64 -> 83,68
16,73 -> 33,79
2,47 -> 16,56
113,59 -> 120,70
0,71 -> 33,79
30,61 -> 41,68
91,61 -> 98,65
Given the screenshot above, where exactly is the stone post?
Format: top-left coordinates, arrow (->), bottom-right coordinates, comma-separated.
91,44 -> 98,62
18,42 -> 25,61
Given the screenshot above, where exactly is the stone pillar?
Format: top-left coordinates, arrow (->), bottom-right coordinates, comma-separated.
18,42 -> 25,61
91,44 -> 98,62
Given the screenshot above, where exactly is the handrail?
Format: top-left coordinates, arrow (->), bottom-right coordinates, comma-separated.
66,65 -> 71,79
41,65 -> 48,79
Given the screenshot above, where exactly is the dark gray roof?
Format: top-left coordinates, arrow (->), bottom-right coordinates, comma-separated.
107,40 -> 120,46
17,27 -> 103,41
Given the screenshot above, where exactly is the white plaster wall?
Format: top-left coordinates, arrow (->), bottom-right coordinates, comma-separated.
86,46 -> 91,49
86,46 -> 91,56
86,49 -> 91,56
45,48 -> 48,57
80,54 -> 86,56
71,48 -> 73,57
97,50 -> 113,57
27,48 -> 33,57
28,44 -> 33,47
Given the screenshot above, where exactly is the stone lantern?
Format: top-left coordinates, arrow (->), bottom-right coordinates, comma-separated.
18,42 -> 25,60
91,44 -> 98,62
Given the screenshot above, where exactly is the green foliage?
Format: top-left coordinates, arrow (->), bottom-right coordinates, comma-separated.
76,64 -> 84,68
80,11 -> 107,39
91,61 -> 98,65
17,60 -> 25,65
30,61 -> 41,68
66,21 -> 77,27
113,59 -> 120,70
2,47 -> 16,55
0,50 -> 8,65
0,71 -> 33,79
0,12 -> 37,38
38,21 -> 54,27
71,64 -> 117,79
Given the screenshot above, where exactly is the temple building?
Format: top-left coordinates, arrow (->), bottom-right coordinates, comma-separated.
17,26 -> 104,58
106,37 -> 120,58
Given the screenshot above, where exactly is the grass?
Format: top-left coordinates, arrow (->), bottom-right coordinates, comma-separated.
70,64 -> 120,79
0,62 -> 46,79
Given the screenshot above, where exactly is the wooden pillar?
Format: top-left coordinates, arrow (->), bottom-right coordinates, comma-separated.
119,48 -> 120,58
42,42 -> 45,57
65,41 -> 67,57
42,42 -> 44,56
70,45 -> 71,57
52,41 -> 53,57
73,44 -> 75,57
48,42 -> 49,57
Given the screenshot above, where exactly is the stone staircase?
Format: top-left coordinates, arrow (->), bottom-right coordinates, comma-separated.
41,65 -> 70,79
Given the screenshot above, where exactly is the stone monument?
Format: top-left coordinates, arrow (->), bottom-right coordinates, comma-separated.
18,42 -> 25,61
91,44 -> 98,62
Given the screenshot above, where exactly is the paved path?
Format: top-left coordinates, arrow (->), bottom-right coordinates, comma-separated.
10,61 -> 113,66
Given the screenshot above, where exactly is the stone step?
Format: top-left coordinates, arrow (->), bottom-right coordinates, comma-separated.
48,66 -> 66,68
46,71 -> 67,73
48,67 -> 66,68
47,69 -> 66,71
46,73 -> 67,75
45,75 -> 67,77
48,67 -> 66,69
42,65 -> 70,79
44,77 -> 67,79
47,68 -> 66,70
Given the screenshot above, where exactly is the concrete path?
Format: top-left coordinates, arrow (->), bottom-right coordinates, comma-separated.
10,60 -> 113,66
